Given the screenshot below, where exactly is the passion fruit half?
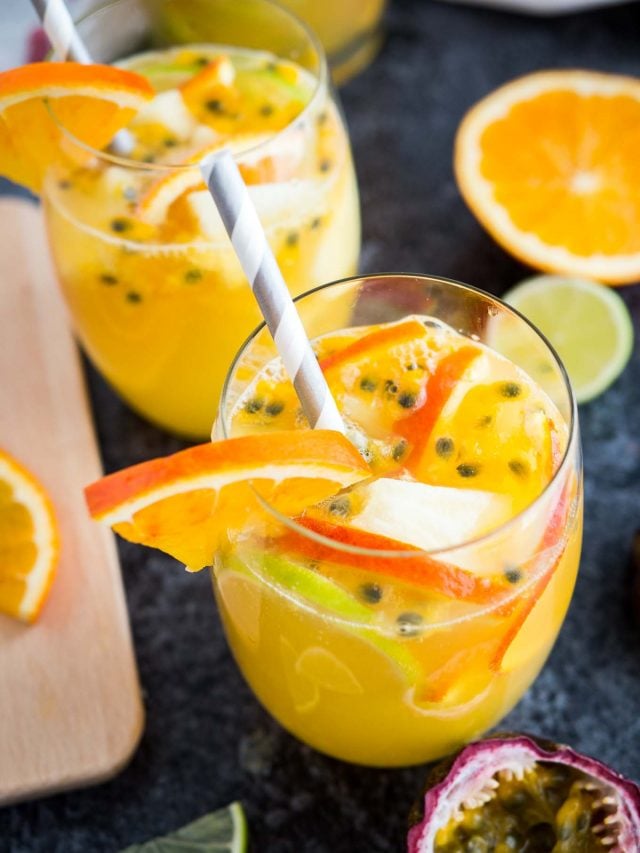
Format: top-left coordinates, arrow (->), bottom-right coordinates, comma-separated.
408,734 -> 640,852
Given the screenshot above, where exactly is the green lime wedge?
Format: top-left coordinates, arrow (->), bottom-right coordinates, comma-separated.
120,802 -> 248,853
502,275 -> 634,403
219,552 -> 422,682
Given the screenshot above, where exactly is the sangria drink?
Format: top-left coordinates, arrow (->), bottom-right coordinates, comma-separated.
214,275 -> 582,766
43,0 -> 360,438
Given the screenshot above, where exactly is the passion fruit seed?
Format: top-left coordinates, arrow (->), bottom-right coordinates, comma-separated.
111,217 -> 132,233
504,566 -> 522,584
392,439 -> 408,461
398,392 -> 418,409
184,268 -> 203,283
328,496 -> 351,518
319,158 -> 332,172
206,98 -> 224,114
457,463 -> 480,478
508,459 -> 529,478
385,380 -> 399,395
310,217 -> 322,230
265,401 -> 285,417
501,382 -> 522,398
359,582 -> 383,604
58,179 -> 72,190
99,273 -> 118,285
408,734 -> 640,853
435,437 -> 455,459
244,397 -> 264,414
396,612 -> 423,637
126,291 -> 142,304
163,137 -> 178,147
477,415 -> 493,428
260,103 -> 274,116
286,231 -> 299,247
359,377 -> 377,392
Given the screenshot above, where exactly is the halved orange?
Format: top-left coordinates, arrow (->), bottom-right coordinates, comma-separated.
455,70 -> 640,284
85,430 -> 369,571
0,62 -> 153,193
0,449 -> 60,623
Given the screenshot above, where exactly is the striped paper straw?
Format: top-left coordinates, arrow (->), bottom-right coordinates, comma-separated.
200,149 -> 347,434
29,0 -> 133,155
29,0 -> 92,63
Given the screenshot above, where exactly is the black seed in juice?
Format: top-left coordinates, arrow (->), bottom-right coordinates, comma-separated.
328,496 -> 351,517
392,439 -> 408,461
99,273 -> 118,285
423,319 -> 440,328
500,381 -> 521,398
317,111 -> 328,125
359,583 -> 383,604
310,217 -> 322,230
435,437 -> 454,459
58,179 -> 72,190
265,401 -> 284,417
110,218 -> 131,233
359,377 -> 377,392
265,61 -> 277,72
457,463 -> 479,478
260,103 -> 274,116
244,397 -> 264,414
477,414 -> 493,428
184,268 -> 203,283
126,291 -> 142,304
286,231 -> 299,247
206,98 -> 224,114
143,154 -> 156,163
384,379 -> 398,394
398,392 -> 417,409
196,56 -> 209,66
504,566 -> 522,584
319,158 -> 332,172
405,363 -> 418,371
163,137 -> 177,147
396,612 -> 423,636
508,459 -> 529,478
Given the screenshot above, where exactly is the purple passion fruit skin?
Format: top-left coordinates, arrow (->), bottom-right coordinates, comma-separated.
408,734 -> 640,853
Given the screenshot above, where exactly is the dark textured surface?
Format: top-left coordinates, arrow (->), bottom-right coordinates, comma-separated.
3,0 -> 640,850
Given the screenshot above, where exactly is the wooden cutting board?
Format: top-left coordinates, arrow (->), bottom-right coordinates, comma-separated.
0,197 -> 144,805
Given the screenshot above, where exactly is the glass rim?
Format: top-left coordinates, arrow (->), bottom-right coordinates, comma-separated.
220,271 -> 579,561
48,0 -> 329,173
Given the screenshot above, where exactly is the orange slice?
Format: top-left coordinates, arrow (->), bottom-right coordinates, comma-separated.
0,449 -> 60,623
455,70 -> 640,284
0,62 -> 153,193
85,430 -> 369,571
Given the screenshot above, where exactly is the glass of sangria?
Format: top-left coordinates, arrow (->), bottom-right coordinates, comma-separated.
213,273 -> 583,767
42,0 -> 360,438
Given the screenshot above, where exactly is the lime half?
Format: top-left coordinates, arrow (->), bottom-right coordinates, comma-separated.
502,275 -> 634,403
121,801 -> 248,852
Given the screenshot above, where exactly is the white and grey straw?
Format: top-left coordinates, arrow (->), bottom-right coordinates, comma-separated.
29,0 -> 92,63
201,149 -> 347,434
28,0 -> 133,154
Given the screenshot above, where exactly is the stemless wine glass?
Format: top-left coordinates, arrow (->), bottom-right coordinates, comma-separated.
42,0 -> 360,438
213,274 -> 583,767
278,0 -> 388,84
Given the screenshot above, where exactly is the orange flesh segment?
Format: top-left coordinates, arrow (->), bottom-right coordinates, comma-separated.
85,431 -> 370,570
481,90 -> 640,256
0,450 -> 60,623
0,62 -> 153,193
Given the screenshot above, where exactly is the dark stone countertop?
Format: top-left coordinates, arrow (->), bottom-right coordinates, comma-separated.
3,1 -> 640,850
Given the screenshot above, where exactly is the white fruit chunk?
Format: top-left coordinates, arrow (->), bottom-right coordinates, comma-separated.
186,179 -> 326,241
131,89 -> 196,139
351,478 -> 513,553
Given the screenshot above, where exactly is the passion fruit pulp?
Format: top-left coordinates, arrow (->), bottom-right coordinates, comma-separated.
408,734 -> 640,852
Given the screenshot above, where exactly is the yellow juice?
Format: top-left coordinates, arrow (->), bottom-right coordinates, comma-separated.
43,45 -> 360,438
214,300 -> 583,766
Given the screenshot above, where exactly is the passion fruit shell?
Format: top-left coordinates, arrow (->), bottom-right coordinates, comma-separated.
408,733 -> 640,852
